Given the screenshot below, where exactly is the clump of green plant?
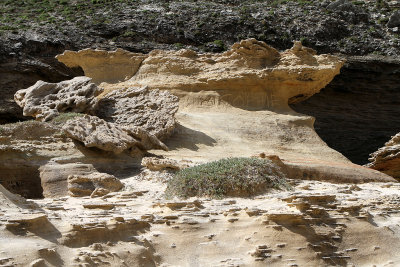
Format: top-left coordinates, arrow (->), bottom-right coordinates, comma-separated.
213,39 -> 225,50
50,112 -> 84,124
166,157 -> 290,199
174,42 -> 184,49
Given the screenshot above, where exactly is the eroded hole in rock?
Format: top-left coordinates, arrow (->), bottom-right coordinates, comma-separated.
291,57 -> 400,165
0,166 -> 43,199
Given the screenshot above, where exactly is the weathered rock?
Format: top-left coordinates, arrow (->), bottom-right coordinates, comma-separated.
327,0 -> 358,12
40,162 -> 96,198
388,10 -> 400,28
68,172 -> 123,197
61,218 -> 150,247
0,120 -> 142,198
62,115 -> 167,154
14,76 -> 102,122
81,39 -> 345,109
0,121 -> 62,198
92,86 -> 179,139
367,133 -> 400,179
141,157 -> 190,171
56,48 -> 147,84
55,40 -> 397,184
0,184 -> 38,211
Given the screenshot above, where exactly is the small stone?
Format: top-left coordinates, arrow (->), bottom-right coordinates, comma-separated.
29,258 -> 46,267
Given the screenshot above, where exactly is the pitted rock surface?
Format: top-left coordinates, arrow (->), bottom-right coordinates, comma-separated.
92,86 -> 179,140
62,115 -> 167,154
14,76 -> 102,122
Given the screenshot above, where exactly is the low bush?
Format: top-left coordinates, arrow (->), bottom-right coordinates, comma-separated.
166,157 -> 290,198
50,112 -> 84,124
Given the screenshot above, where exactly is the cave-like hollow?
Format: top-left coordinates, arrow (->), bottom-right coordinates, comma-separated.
291,58 -> 400,165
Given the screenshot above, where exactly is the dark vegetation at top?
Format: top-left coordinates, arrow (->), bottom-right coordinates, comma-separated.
0,0 -> 399,56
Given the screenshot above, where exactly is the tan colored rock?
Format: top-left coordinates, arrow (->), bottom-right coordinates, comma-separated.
141,157 -> 191,171
68,172 -> 123,197
53,40 -> 397,184
62,114 -> 167,154
61,218 -> 150,247
56,48 -> 147,84
98,38 -> 344,109
39,162 -> 96,198
92,86 -> 179,139
0,184 -> 38,211
0,121 -> 65,198
29,258 -> 46,267
367,133 -> 400,179
14,76 -> 102,121
0,120 -> 142,198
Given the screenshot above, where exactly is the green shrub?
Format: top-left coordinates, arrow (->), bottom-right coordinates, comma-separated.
166,157 -> 290,199
50,112 -> 84,124
213,39 -> 225,49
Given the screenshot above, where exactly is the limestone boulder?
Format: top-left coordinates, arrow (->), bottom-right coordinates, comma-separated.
62,115 -> 167,154
14,76 -> 102,122
92,86 -> 179,140
141,157 -> 191,171
68,172 -> 123,197
388,10 -> 400,28
39,162 -> 96,198
367,133 -> 400,179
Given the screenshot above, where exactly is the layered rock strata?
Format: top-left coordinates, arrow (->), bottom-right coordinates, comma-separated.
68,172 -> 124,197
367,133 -> 400,180
1,172 -> 400,266
0,121 -> 141,198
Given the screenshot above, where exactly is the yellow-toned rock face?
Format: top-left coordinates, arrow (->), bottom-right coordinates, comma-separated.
56,39 -> 394,183
56,48 -> 146,84
58,39 -> 344,110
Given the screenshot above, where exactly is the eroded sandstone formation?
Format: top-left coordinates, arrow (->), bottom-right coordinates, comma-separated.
1,170 -> 400,266
14,76 -> 102,122
0,38 -> 399,267
62,115 -> 168,154
55,48 -> 146,84
63,39 -> 344,110
291,56 -> 400,165
367,133 -> 400,180
92,86 -> 179,140
68,172 -> 124,197
0,121 -> 141,198
53,39 -> 397,184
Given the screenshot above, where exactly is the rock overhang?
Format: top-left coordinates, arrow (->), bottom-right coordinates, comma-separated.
56,39 -> 345,110
10,38 -> 395,185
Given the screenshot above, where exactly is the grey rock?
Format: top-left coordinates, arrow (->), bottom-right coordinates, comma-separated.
92,86 -> 179,140
62,115 -> 167,154
388,10 -> 400,28
14,76 -> 102,122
